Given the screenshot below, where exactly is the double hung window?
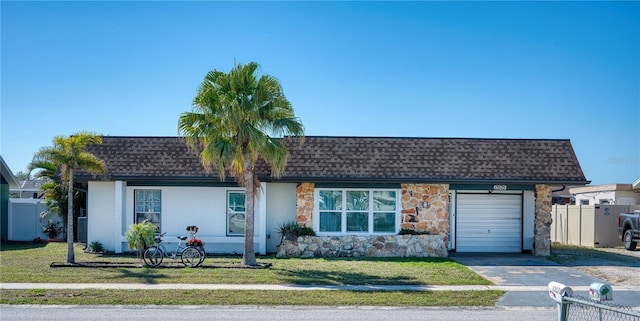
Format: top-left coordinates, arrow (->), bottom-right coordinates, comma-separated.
227,191 -> 246,236
134,190 -> 161,231
317,189 -> 397,234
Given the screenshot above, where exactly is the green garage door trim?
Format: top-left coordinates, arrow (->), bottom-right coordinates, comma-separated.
456,193 -> 523,253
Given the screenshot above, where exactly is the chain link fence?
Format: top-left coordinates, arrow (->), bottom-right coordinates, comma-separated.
561,294 -> 640,321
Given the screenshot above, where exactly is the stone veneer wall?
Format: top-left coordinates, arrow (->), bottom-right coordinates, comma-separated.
295,183 -> 314,227
534,184 -> 552,256
400,184 -> 450,242
276,235 -> 448,258
286,182 -> 451,258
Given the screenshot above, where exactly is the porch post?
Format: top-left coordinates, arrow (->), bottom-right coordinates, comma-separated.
114,181 -> 125,253
534,184 -> 552,256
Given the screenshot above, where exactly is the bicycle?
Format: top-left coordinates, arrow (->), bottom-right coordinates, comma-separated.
143,232 -> 204,267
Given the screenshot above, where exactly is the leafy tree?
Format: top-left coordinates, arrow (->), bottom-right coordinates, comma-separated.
14,170 -> 31,180
33,131 -> 105,263
29,160 -> 64,219
178,62 -> 304,266
29,159 -> 86,238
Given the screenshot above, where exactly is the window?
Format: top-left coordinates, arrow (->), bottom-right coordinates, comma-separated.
227,191 -> 246,236
134,190 -> 161,231
580,199 -> 589,205
317,189 -> 397,234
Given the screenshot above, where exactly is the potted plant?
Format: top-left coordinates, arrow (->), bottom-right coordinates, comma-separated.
125,220 -> 157,259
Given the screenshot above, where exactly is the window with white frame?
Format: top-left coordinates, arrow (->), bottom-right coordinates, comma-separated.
227,191 -> 246,236
134,190 -> 161,231
317,189 -> 397,234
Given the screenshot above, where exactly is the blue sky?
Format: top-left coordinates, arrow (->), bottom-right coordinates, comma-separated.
1,1 -> 638,185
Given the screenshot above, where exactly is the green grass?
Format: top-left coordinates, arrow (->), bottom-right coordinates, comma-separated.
0,242 -> 501,306
548,244 -> 640,266
0,289 -> 504,306
0,242 -> 491,286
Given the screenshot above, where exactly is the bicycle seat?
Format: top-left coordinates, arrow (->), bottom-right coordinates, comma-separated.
177,236 -> 188,241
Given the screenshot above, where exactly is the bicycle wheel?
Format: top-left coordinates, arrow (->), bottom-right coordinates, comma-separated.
181,246 -> 202,267
143,246 -> 164,267
198,247 -> 206,265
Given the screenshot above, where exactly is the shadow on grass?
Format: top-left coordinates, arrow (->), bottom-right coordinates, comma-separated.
111,267 -> 171,284
273,267 -> 423,286
0,241 -> 47,251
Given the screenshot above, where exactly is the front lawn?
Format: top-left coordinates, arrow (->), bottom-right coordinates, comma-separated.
0,242 -> 491,286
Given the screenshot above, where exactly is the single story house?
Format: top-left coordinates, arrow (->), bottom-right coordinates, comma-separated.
570,184 -> 639,206
78,136 -> 589,257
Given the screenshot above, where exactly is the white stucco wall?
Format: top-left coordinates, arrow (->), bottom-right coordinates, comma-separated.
87,181 -> 117,250
265,183 -> 297,253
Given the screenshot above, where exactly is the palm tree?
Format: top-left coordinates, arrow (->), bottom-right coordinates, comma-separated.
178,62 -> 304,266
29,160 -> 64,219
33,131 -> 105,263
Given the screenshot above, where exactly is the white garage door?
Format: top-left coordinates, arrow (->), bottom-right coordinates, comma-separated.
456,193 -> 522,253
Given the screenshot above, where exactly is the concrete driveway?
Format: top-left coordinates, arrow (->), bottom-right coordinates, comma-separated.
450,253 -> 640,308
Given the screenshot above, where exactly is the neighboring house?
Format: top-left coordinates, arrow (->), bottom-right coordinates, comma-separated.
10,180 -> 45,199
551,185 -> 576,205
570,184 -> 640,206
1,156 -> 20,241
78,136 -> 589,257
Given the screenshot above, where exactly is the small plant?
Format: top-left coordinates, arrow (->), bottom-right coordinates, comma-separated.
398,228 -> 429,235
125,220 -> 157,259
42,220 -> 63,239
86,241 -> 105,253
187,238 -> 204,247
277,221 -> 315,242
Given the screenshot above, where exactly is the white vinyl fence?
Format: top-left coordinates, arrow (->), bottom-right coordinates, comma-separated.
7,198 -> 63,241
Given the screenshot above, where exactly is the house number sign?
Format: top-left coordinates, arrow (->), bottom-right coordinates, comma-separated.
493,185 -> 508,191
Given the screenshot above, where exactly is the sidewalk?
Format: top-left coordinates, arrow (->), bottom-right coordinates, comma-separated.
3,282 -> 639,308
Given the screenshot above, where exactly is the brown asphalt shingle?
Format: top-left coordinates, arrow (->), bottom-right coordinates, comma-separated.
78,136 -> 588,184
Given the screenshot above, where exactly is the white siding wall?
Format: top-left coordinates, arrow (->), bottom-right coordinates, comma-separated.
126,186 -> 234,237
265,183 -> 297,253
87,181 -> 117,251
89,182 -> 267,254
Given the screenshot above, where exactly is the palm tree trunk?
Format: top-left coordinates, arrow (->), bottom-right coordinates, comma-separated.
66,168 -> 75,264
242,152 -> 257,266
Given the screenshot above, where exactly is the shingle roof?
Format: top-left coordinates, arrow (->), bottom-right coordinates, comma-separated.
78,136 -> 589,184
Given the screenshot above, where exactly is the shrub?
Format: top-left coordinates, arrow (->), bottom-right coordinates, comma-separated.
277,221 -> 315,242
86,241 -> 105,253
398,228 -> 429,235
125,221 -> 157,259
43,220 -> 63,239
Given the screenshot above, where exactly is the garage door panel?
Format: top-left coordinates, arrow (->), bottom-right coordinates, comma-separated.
456,193 -> 522,253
